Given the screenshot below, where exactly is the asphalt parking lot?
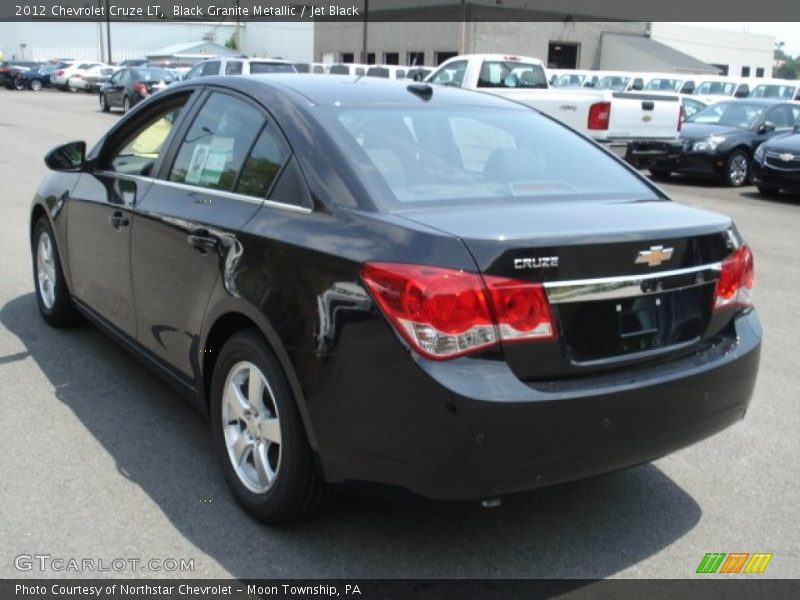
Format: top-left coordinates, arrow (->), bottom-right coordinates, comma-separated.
0,88 -> 798,580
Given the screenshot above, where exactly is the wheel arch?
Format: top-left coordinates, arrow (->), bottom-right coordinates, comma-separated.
200,301 -> 318,450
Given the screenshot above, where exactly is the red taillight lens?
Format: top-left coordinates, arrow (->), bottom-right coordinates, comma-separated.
360,262 -> 557,360
678,104 -> 685,131
588,101 -> 611,130
713,245 -> 754,311
134,82 -> 147,95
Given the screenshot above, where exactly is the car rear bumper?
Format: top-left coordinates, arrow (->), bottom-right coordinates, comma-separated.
314,310 -> 761,501
625,139 -> 683,167
651,150 -> 723,177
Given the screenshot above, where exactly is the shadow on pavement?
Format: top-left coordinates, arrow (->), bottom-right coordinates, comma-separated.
1,293 -> 702,580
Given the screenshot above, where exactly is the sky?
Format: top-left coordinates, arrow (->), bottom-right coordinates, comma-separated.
683,22 -> 800,56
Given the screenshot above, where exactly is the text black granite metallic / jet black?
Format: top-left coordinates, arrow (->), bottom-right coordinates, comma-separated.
30,75 -> 762,523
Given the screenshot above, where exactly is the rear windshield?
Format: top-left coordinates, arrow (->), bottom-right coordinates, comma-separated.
249,62 -> 296,74
749,84 -> 797,99
644,78 -> 681,92
594,76 -> 630,91
552,74 -> 585,88
318,106 -> 657,209
133,68 -> 174,81
477,61 -> 547,89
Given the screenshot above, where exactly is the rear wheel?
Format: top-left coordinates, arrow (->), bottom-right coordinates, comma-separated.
210,330 -> 331,524
13,77 -> 25,91
32,217 -> 77,326
123,95 -> 132,113
29,79 -> 42,92
724,150 -> 749,187
101,93 -> 110,113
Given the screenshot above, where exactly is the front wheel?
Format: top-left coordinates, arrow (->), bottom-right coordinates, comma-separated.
724,150 -> 750,187
32,217 -> 77,326
210,330 -> 331,524
29,79 -> 42,91
13,77 -> 25,91
101,93 -> 110,112
122,95 -> 132,113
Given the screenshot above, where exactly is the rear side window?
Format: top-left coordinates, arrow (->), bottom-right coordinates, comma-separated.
168,93 -> 264,192
235,124 -> 291,198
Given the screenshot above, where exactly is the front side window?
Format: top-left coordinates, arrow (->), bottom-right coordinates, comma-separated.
429,60 -> 468,87
103,99 -> 189,176
201,61 -> 220,77
225,61 -> 243,75
168,93 -> 264,192
320,106 -> 657,208
765,106 -> 797,129
750,84 -> 797,100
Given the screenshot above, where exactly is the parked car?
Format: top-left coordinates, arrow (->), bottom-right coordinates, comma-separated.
31,74 -> 760,523
327,63 -> 367,76
642,75 -> 697,95
691,77 -> 750,105
15,63 -> 57,91
748,81 -> 800,101
427,54 -> 683,156
0,61 -> 40,89
646,99 -> 800,186
69,65 -> 116,93
751,125 -> 800,195
184,57 -> 297,80
51,62 -> 104,90
550,70 -> 599,88
99,67 -> 177,112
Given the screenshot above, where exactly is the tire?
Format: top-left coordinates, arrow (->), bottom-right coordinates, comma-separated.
210,329 -> 331,524
29,79 -> 42,92
67,82 -> 79,93
123,95 -> 132,113
649,168 -> 672,181
13,77 -> 25,91
32,217 -> 77,326
757,185 -> 780,196
724,150 -> 750,187
101,93 -> 110,113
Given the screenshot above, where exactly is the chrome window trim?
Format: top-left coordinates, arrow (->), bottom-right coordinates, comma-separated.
93,170 -> 312,214
544,263 -> 721,304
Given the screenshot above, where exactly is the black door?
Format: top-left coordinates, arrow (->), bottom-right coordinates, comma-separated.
105,69 -> 128,107
131,91 -> 290,381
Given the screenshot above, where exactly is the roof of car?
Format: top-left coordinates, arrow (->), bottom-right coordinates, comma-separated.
193,73 -> 532,110
714,98 -> 799,106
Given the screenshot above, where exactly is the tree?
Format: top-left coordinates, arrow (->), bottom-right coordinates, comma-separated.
225,33 -> 238,51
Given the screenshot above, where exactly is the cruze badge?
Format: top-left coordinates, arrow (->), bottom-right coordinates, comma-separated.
514,257 -> 559,270
635,245 -> 674,267
780,153 -> 795,162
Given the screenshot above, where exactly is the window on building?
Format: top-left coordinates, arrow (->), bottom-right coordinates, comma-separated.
407,51 -> 425,66
547,42 -> 579,69
711,64 -> 729,76
741,66 -> 751,77
384,52 -> 400,65
341,53 -> 354,64
366,52 -> 376,65
435,51 -> 458,65
756,67 -> 765,78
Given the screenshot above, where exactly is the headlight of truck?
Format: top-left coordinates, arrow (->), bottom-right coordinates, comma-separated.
754,143 -> 766,163
692,136 -> 726,153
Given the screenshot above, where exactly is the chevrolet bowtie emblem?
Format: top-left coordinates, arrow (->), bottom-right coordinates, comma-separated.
635,245 -> 674,267
780,153 -> 794,162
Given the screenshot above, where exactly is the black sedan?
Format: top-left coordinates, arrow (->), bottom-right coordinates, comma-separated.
99,67 -> 176,113
31,75 -> 761,523
649,99 -> 800,186
752,126 -> 800,195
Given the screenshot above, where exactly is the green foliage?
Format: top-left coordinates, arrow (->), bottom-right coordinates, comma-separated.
225,33 -> 238,51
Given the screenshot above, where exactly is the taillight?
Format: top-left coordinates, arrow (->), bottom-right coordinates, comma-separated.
360,262 -> 557,360
56,70 -> 64,76
588,101 -> 611,130
134,82 -> 147,95
713,245 -> 754,312
678,104 -> 685,132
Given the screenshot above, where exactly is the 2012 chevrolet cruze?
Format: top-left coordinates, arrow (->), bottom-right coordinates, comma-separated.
31,75 -> 761,523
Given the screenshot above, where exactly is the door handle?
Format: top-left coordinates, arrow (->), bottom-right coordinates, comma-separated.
187,231 -> 218,254
110,211 -> 129,229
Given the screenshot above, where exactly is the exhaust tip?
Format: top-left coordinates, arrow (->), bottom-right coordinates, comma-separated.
481,498 -> 502,509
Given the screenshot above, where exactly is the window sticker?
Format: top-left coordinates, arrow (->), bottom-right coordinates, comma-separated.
199,150 -> 228,186
185,144 -> 209,185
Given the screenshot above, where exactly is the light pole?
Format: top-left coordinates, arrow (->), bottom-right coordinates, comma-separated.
361,0 -> 369,63
105,0 -> 112,63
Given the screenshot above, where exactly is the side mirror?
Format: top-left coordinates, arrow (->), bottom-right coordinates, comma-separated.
759,121 -> 776,134
734,88 -> 749,98
44,141 -> 86,171
630,80 -> 644,91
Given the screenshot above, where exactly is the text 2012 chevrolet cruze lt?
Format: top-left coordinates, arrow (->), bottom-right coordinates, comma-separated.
31,75 -> 761,523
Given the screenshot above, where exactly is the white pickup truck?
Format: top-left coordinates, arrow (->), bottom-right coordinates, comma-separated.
425,54 -> 683,158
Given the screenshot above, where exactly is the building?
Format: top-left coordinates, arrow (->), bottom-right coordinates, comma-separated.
649,23 -> 774,78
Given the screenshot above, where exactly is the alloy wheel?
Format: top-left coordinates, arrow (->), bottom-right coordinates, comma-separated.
729,154 -> 748,186
36,231 -> 57,309
221,361 -> 282,494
